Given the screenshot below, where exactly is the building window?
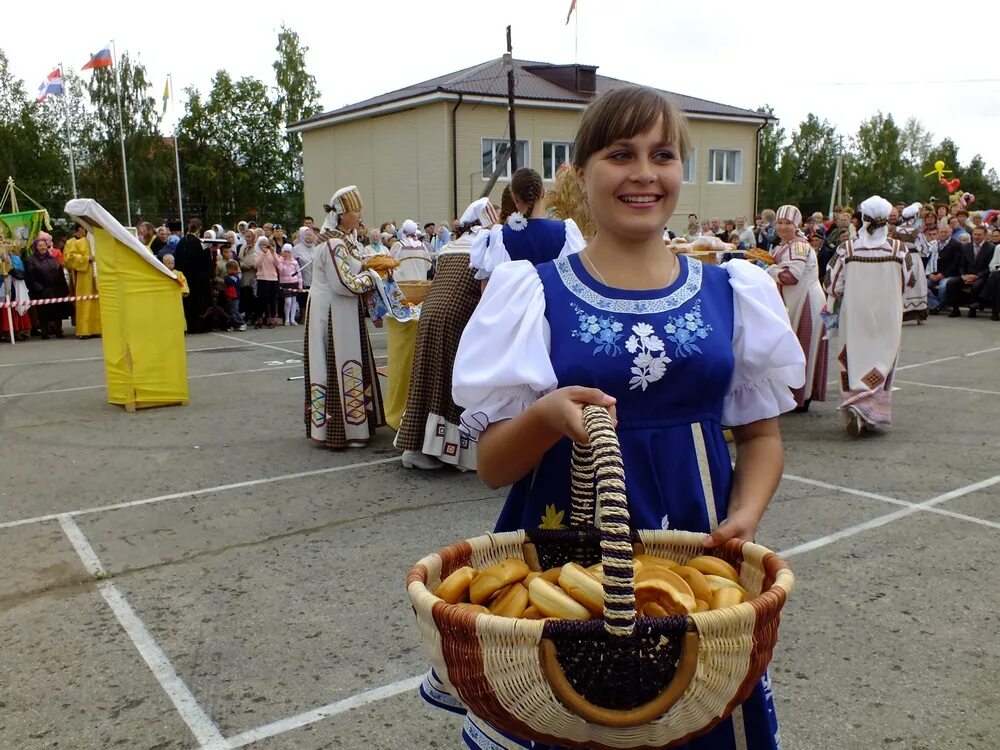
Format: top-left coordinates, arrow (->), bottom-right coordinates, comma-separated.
482,138 -> 529,180
708,149 -> 741,184
682,149 -> 696,184
543,141 -> 574,180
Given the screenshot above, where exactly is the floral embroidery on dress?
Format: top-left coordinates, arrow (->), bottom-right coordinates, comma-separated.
625,322 -> 671,390
663,300 -> 713,357
570,303 -> 625,356
539,504 -> 568,529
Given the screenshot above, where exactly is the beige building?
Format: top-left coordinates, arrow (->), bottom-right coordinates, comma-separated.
291,59 -> 771,234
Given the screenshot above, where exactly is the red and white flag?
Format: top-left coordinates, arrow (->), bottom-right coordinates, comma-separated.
566,0 -> 577,24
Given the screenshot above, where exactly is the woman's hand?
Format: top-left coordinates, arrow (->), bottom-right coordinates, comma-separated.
702,504 -> 765,549
532,386 -> 617,444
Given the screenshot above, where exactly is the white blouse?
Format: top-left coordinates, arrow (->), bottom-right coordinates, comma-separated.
452,259 -> 804,436
468,218 -> 586,281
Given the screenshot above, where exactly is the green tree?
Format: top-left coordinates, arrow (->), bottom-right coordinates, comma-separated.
897,117 -> 934,201
918,138 -> 961,204
959,154 -> 1000,209
844,112 -> 904,204
273,25 -> 322,221
787,114 -> 838,216
0,48 -> 67,216
756,105 -> 795,211
82,52 -> 173,221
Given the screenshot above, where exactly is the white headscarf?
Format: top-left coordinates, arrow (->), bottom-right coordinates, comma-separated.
856,195 -> 893,249
460,197 -> 500,228
398,219 -> 423,248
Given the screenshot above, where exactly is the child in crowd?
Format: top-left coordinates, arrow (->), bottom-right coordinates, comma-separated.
223,260 -> 247,331
161,254 -> 189,297
277,244 -> 303,326
200,277 -> 229,330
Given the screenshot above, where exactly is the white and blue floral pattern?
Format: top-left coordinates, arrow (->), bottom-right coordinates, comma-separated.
506,212 -> 528,231
570,303 -> 625,356
663,300 -> 712,357
556,256 -> 703,314
624,322 -> 671,390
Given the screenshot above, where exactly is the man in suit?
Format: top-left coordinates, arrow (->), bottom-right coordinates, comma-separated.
966,226 -> 995,317
941,231 -> 969,317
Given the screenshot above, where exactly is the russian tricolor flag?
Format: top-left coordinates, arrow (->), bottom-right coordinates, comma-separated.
36,69 -> 64,103
82,44 -> 113,70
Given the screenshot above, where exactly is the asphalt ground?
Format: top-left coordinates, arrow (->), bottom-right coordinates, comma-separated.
1,315 -> 998,750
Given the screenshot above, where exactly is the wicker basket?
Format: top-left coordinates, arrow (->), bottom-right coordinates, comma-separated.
407,406 -> 794,748
396,279 -> 432,305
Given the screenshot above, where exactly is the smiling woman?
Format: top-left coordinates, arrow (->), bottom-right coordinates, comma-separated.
445,85 -> 806,750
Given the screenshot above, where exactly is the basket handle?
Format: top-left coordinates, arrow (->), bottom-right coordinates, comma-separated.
577,405 -> 636,637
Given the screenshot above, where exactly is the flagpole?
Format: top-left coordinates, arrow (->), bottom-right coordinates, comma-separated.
575,0 -> 579,63
59,64 -> 78,198
169,74 -> 184,226
110,40 -> 132,226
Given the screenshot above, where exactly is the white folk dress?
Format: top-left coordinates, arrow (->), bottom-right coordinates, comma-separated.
826,239 -> 908,429
303,228 -> 384,447
767,238 -> 827,406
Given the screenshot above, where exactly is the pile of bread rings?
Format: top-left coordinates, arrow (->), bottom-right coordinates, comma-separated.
435,553 -> 748,620
362,255 -> 400,278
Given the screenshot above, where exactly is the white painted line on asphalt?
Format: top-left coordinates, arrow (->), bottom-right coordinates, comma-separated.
894,355 -> 961,371
0,456 -> 400,530
0,342 -> 306,369
224,675 -> 423,748
781,473 -> 1000,531
779,473 -> 1000,558
213,332 -> 303,356
58,515 -> 107,577
0,364 -> 300,399
894,380 -> 1000,397
57,515 -> 227,748
961,345 -> 1000,357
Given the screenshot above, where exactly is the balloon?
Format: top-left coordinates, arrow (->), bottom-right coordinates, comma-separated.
945,178 -> 961,193
925,160 -> 953,181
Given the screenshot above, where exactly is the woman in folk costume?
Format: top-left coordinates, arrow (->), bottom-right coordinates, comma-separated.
382,220 -> 433,430
395,198 -> 498,471
767,205 -> 827,412
62,223 -> 101,338
892,202 -> 929,323
441,85 -> 804,750
303,185 -> 384,449
826,195 -> 909,437
470,167 -> 586,286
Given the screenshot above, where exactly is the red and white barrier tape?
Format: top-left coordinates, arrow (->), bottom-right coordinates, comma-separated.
1,294 -> 99,310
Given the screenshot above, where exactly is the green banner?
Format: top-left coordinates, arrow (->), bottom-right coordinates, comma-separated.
0,210 -> 51,251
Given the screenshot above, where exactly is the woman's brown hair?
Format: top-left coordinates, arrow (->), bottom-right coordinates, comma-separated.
510,167 -> 544,219
573,86 -> 691,168
498,186 -> 518,223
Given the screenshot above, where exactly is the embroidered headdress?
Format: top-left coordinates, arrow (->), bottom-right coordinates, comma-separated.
460,197 -> 500,228
856,195 -> 893,249
776,205 -> 802,227
321,185 -> 364,232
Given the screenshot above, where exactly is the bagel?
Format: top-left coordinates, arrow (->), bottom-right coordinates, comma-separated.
528,577 -> 591,620
436,566 -> 476,604
674,566 -> 713,605
541,567 -> 563,584
489,582 -> 529,618
704,574 -> 749,598
712,586 -> 745,610
641,601 -> 670,618
469,558 -> 529,604
635,579 -> 695,616
694,598 -> 711,613
558,563 -> 604,616
634,554 -> 679,571
455,603 -> 490,615
522,605 -> 543,620
686,555 -> 740,583
635,567 -> 696,603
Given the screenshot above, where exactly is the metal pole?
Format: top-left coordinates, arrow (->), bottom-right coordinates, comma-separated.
111,41 -> 132,226
60,64 -> 78,198
169,75 -> 184,225
505,26 -> 517,172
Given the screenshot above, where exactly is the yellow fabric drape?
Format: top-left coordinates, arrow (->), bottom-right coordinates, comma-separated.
63,236 -> 101,337
383,317 -> 418,431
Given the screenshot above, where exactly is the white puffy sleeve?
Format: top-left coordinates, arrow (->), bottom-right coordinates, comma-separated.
558,218 -> 586,259
722,259 -> 806,426
452,260 -> 556,439
468,223 -> 509,281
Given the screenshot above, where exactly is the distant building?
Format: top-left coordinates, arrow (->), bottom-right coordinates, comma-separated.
291,58 -> 772,231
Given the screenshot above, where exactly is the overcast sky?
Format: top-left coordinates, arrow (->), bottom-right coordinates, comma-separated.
6,0 -> 999,188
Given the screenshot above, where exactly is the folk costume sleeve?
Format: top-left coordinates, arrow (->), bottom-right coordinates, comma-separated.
468,223 -> 507,281
767,241 -> 809,286
722,259 -> 806,426
62,237 -> 92,273
328,239 -> 375,297
452,260 -> 556,439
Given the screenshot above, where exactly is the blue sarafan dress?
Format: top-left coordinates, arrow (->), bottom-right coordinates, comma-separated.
469,217 -> 585,280
441,254 -> 805,750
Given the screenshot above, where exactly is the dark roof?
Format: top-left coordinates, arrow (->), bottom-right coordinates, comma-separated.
291,58 -> 768,129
